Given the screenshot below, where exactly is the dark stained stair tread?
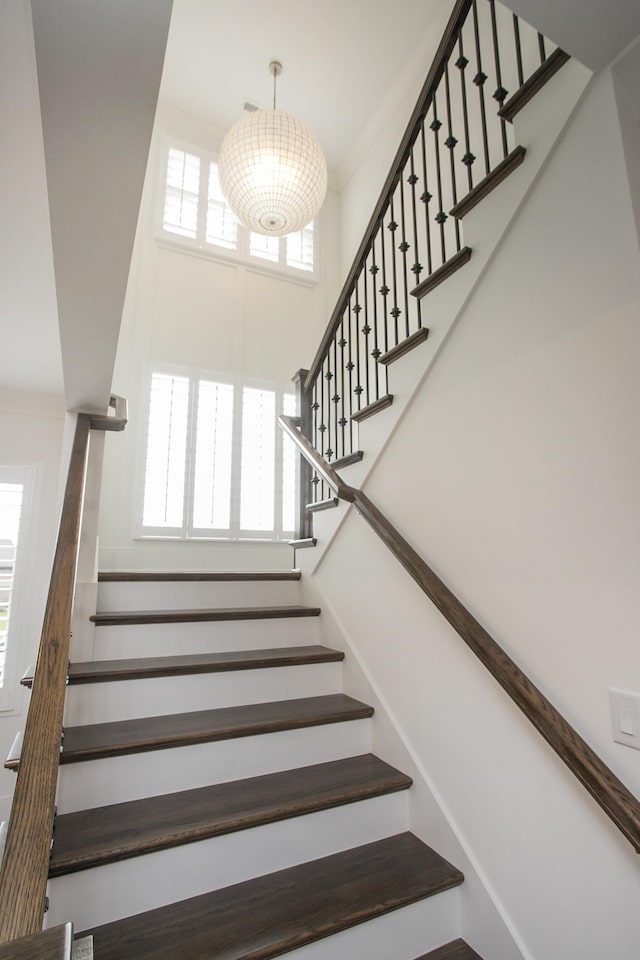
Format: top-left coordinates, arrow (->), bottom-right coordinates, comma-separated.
98,571 -> 301,582
351,394 -> 394,423
50,754 -> 412,876
90,605 -> 321,626
0,924 -> 72,960
67,646 -> 344,684
450,146 -> 526,220
498,48 -> 571,123
411,247 -> 472,300
379,327 -> 430,366
61,695 -> 374,763
413,940 -> 485,960
81,833 -> 464,959
305,497 -> 339,513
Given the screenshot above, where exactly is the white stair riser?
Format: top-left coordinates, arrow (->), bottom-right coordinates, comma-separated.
97,579 -> 301,612
56,719 -> 372,813
46,792 -> 409,930
64,663 -> 343,725
93,616 -> 320,659
269,891 -> 460,960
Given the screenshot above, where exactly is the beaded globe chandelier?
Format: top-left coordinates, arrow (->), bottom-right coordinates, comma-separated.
218,61 -> 327,237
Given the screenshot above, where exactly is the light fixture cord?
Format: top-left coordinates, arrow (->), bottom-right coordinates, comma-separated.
273,68 -> 277,110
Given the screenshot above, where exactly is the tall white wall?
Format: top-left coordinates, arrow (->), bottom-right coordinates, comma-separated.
98,102 -> 341,571
313,68 -> 640,958
0,390 -> 65,818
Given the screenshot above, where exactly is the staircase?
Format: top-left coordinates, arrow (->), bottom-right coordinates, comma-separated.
37,571 -> 482,959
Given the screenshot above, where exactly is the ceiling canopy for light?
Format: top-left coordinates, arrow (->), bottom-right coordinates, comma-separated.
218,61 -> 327,237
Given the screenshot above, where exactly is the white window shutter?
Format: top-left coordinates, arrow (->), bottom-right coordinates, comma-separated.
163,148 -> 201,239
142,373 -> 190,528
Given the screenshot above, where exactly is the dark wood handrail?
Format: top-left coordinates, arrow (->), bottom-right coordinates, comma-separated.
304,0 -> 473,392
279,415 -> 640,852
0,397 -> 128,944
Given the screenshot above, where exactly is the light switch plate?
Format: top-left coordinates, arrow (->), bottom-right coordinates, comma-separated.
609,688 -> 640,750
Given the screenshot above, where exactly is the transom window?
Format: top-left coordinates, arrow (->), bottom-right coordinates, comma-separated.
140,367 -> 297,541
160,143 -> 315,275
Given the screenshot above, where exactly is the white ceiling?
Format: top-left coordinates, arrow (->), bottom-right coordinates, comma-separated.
159,0 -> 448,176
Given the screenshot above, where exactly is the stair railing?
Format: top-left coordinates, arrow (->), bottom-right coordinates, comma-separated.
301,0 -> 568,506
280,415 -> 640,853
0,398 -> 127,944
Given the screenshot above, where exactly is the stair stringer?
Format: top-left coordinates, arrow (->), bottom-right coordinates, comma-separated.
297,56 -> 591,575
299,573 -> 528,960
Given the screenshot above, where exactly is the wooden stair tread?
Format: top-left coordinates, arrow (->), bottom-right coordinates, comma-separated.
0,923 -> 72,960
411,247 -> 472,300
82,832 -> 464,959
306,497 -> 339,513
98,571 -> 301,582
379,327 -> 430,366
450,146 -> 526,220
331,450 -> 364,469
67,645 -> 343,684
351,394 -> 394,424
90,605 -> 321,626
61,694 -> 374,763
50,754 -> 411,877
498,48 -> 570,123
413,940 -> 484,960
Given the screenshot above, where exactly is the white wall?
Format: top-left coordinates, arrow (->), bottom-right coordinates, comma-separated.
98,102 -> 341,571
337,0 -> 452,271
0,390 -> 65,818
0,1 -> 62,397
312,68 -> 640,958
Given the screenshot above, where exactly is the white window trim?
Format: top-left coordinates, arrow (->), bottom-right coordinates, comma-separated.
135,363 -> 298,543
155,136 -> 320,284
0,465 -> 36,714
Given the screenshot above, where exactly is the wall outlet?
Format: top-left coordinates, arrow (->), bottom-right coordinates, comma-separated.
609,688 -> 640,750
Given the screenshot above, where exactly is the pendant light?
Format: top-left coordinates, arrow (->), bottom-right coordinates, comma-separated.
217,61 -> 327,237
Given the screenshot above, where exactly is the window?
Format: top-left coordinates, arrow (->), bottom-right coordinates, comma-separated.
159,142 -> 316,276
140,367 -> 297,541
0,466 -> 34,713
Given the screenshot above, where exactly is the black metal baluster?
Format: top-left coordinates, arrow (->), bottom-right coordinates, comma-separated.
369,247 -> 381,396
339,313 -> 347,460
397,180 -> 412,338
354,283 -> 363,413
311,378 -> 320,500
379,217 -> 391,352
431,93 -> 448,266
332,333 -> 339,460
456,32 -> 475,193
347,301 -> 354,452
407,150 -> 423,329
419,120 -> 434,276
513,15 -> 524,88
361,267 -> 370,406
488,0 -> 509,158
327,348 -> 334,462
388,197 -> 401,345
319,358 -> 326,499
538,32 -> 546,65
444,62 -> 461,252
471,0 -> 491,175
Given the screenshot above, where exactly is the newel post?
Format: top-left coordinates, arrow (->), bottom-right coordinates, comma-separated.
292,368 -> 314,540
